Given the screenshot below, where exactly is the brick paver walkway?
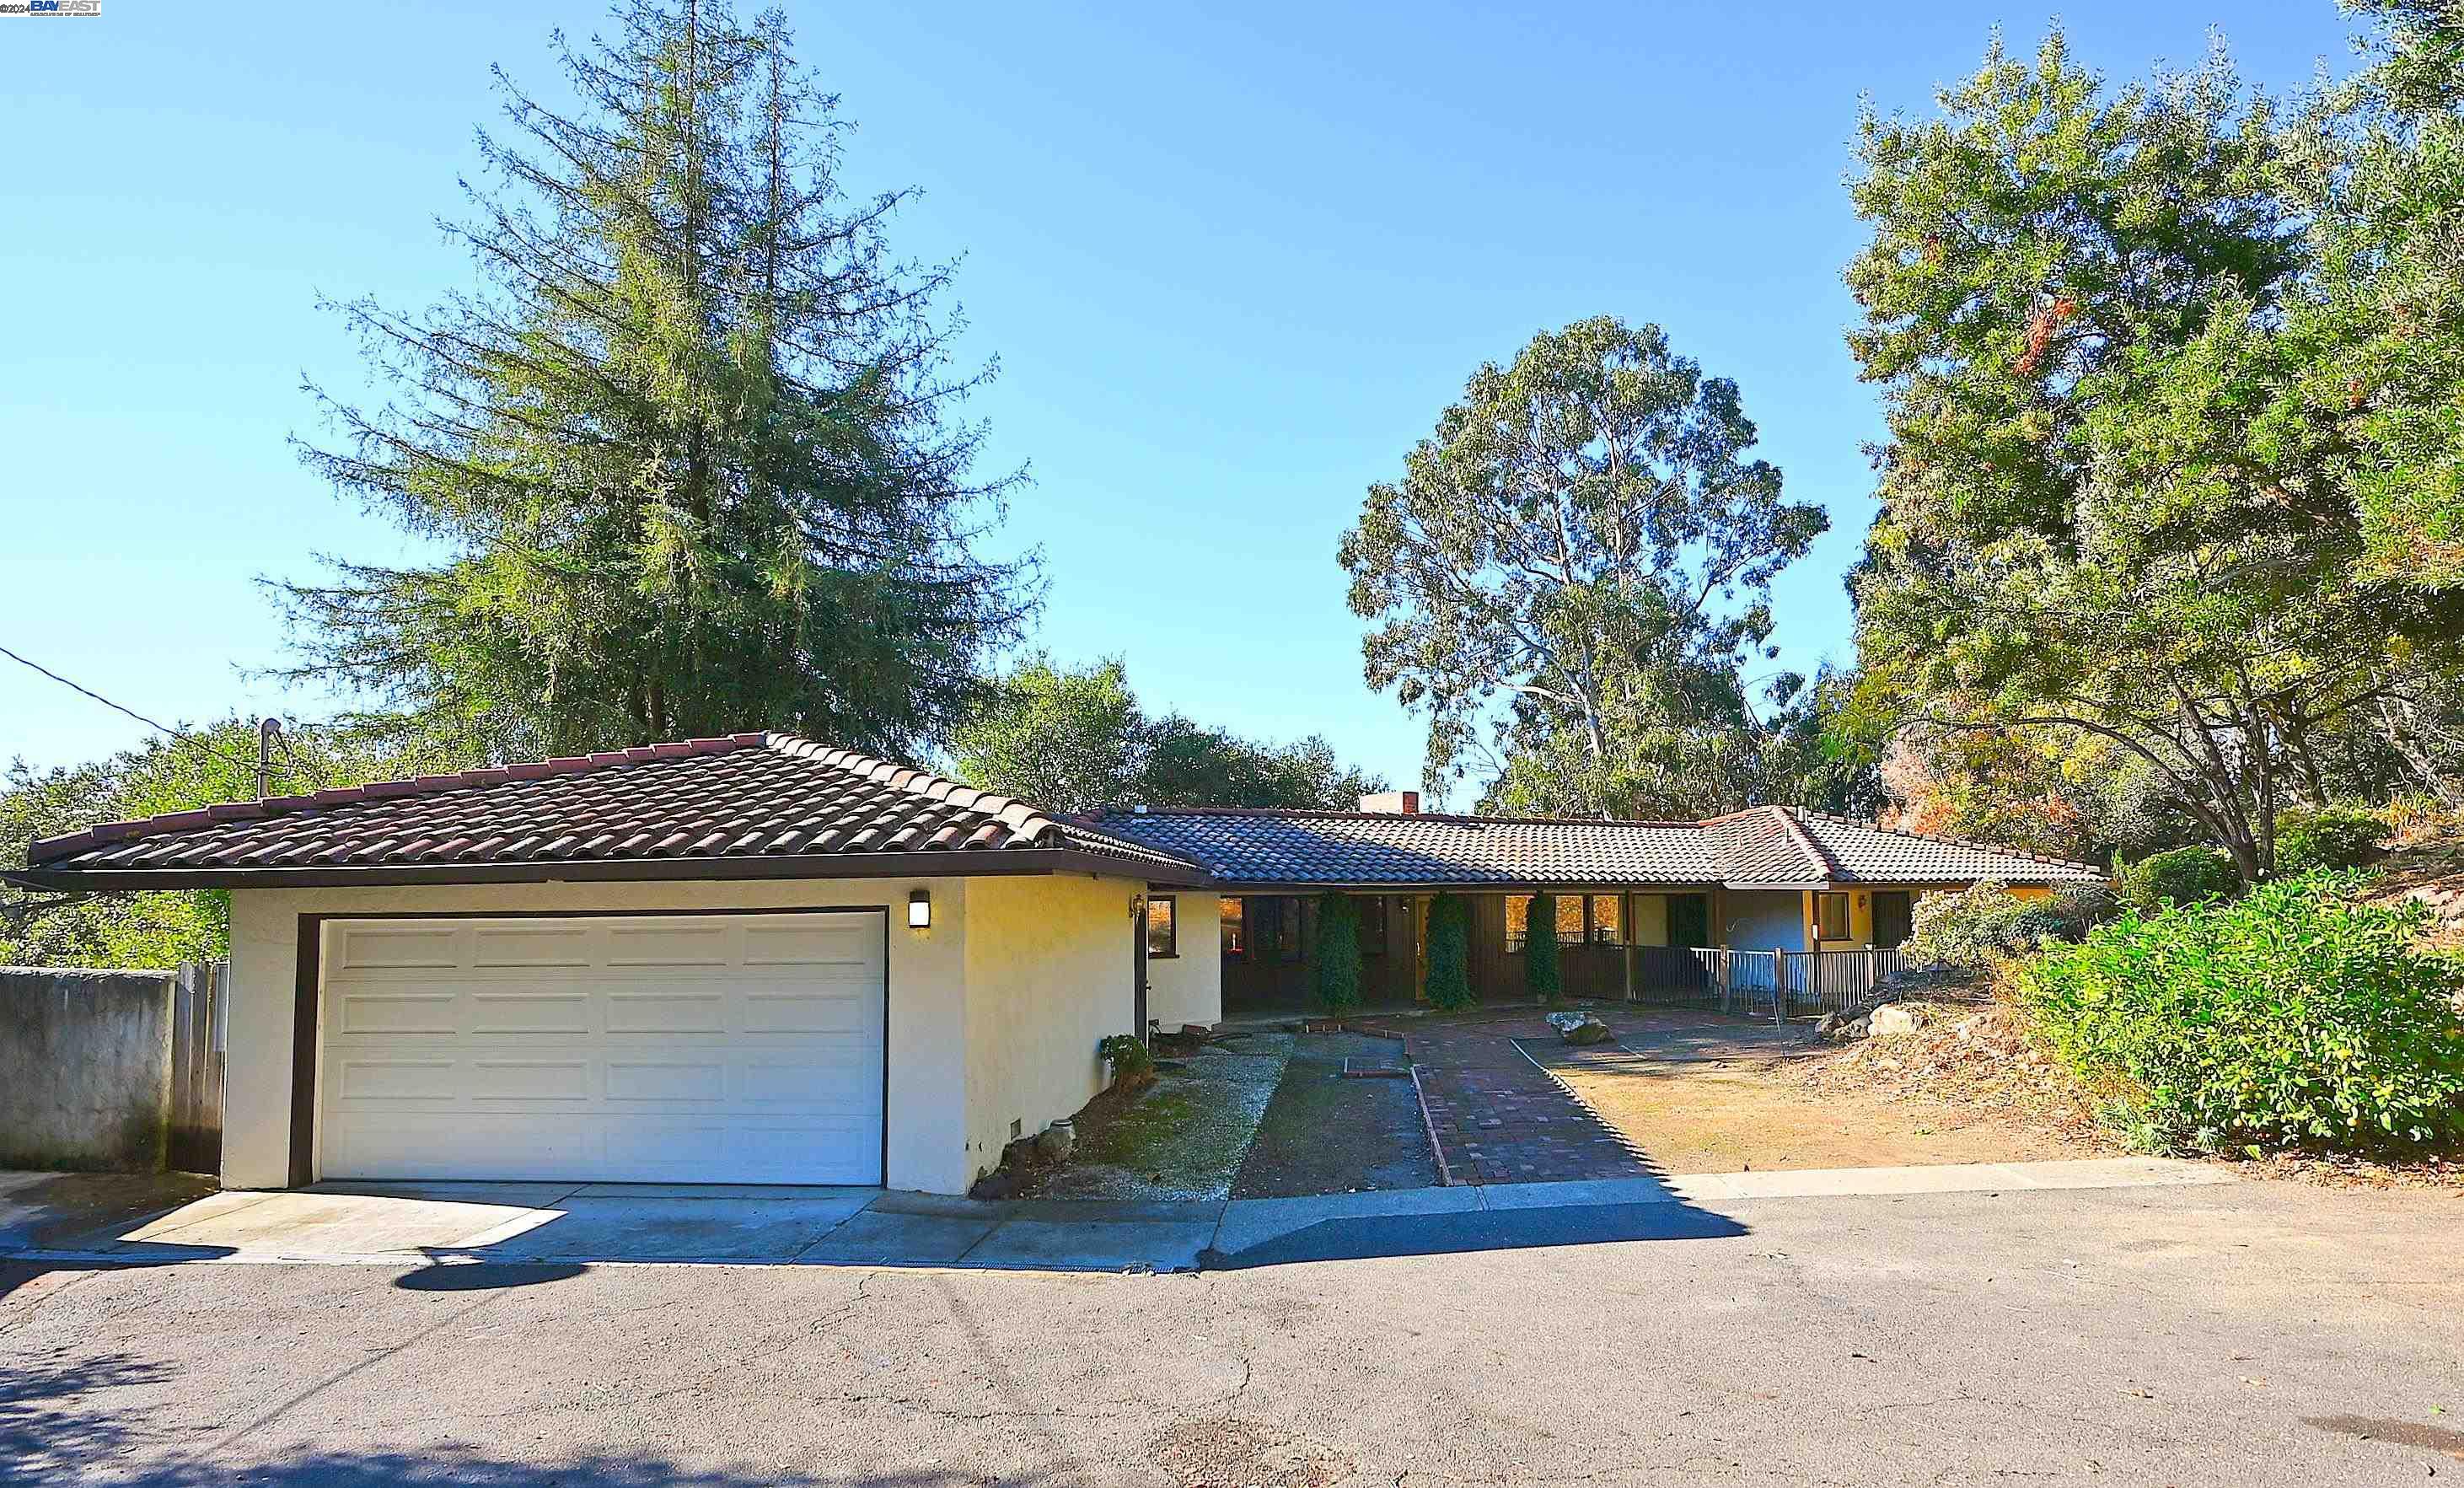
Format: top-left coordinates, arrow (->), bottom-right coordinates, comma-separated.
1364,1010 -> 1656,1184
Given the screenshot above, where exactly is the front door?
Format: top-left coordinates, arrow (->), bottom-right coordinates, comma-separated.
1872,891 -> 1913,949
1669,893 -> 1711,950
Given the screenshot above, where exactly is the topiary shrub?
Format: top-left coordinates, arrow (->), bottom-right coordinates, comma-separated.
1522,892 -> 1564,1003
1424,892 -> 1474,1009
1903,881 -> 2072,970
2119,846 -> 2241,909
2021,873 -> 2464,1154
2273,805 -> 2390,875
1312,891 -> 1362,1012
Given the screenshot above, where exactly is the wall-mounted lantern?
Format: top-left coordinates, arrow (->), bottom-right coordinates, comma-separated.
908,888 -> 932,930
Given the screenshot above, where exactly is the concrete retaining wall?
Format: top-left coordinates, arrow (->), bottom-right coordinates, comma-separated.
0,968 -> 175,1172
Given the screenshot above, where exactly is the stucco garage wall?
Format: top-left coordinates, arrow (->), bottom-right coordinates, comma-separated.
960,873 -> 1139,1185
1145,891 -> 1221,1030
1722,890 -> 1806,954
223,877 -> 972,1195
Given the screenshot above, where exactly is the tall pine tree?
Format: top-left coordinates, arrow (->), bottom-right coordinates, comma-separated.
278,1 -> 1033,756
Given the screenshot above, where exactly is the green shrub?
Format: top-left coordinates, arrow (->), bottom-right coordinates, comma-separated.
1903,882 -> 2074,970
1097,1033 -> 1153,1087
1312,891 -> 1362,1011
2273,805 -> 2390,875
2021,873 -> 2464,1154
2119,846 -> 2241,909
1425,893 -> 1474,1009
1522,892 -> 1564,1003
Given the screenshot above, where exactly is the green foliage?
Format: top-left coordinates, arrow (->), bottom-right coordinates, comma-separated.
1423,893 -> 1474,1010
952,654 -> 1382,813
2021,874 -> 2464,1152
1311,893 -> 1362,1012
1339,314 -> 1829,814
2120,847 -> 2243,910
2,716 -> 481,968
1903,883 -> 2079,971
1097,1033 -> 1154,1086
1522,892 -> 1564,1002
2273,805 -> 2391,874
278,1 -> 1031,757
1844,27 -> 2464,881
947,655 -> 1142,813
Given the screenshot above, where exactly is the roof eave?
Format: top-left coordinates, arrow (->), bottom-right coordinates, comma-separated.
6,846 -> 1215,893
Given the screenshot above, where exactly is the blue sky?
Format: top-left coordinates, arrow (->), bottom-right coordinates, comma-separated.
0,2 -> 2360,799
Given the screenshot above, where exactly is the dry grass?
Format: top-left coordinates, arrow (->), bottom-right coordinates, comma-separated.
1784,996 -> 2117,1151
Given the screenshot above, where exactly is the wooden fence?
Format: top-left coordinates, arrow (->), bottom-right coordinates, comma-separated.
167,959 -> 226,1175
1629,946 -> 1906,1024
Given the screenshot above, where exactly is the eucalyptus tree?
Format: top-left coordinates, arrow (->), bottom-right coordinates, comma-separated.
1339,316 -> 1828,813
278,0 -> 1032,755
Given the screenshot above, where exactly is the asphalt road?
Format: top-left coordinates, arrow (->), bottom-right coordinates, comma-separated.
3,1177 -> 2458,1486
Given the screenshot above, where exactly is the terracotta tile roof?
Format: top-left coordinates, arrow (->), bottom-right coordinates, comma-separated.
1092,804 -> 2104,889
1087,807 -> 1723,887
23,733 -> 1204,883
1787,809 -> 2107,885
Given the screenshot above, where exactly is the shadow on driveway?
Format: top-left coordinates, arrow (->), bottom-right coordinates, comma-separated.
1200,1195 -> 1747,1270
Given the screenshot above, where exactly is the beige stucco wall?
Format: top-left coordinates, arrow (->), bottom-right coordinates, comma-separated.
1629,893 -> 1672,948
1144,891 -> 1221,1030
960,873 -> 1143,1186
223,871 -> 1145,1198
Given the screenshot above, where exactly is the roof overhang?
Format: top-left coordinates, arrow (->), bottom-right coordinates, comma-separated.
6,846 -> 1216,894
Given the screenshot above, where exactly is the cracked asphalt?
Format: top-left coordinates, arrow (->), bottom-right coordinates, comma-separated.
3,1176 -> 2459,1486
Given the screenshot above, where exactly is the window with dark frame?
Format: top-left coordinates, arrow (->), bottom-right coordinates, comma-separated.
1554,894 -> 1586,945
1357,896 -> 1388,955
1219,896 -> 1245,957
1814,891 -> 1853,941
1588,894 -> 1624,945
1505,894 -> 1532,953
1272,896 -> 1304,961
1146,895 -> 1177,959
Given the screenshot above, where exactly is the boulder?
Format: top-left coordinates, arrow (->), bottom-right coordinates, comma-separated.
1547,1010 -> 1613,1045
1869,1004 -> 1927,1037
1033,1120 -> 1076,1163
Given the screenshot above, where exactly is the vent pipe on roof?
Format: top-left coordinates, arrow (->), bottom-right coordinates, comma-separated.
1358,790 -> 1420,814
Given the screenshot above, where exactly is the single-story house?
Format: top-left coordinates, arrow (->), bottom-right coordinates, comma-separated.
8,734 -> 2102,1195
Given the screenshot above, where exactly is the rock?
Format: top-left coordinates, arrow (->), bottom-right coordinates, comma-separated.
1870,1004 -> 1927,1037
1033,1120 -> 1076,1163
1548,1010 -> 1613,1045
969,1166 -> 1022,1201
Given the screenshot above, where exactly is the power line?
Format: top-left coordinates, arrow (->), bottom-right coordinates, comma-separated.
0,642 -> 270,775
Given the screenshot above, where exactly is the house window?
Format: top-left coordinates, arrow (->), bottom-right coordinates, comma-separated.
1589,894 -> 1624,945
1506,894 -> 1532,953
1358,896 -> 1388,956
1554,894 -> 1586,945
1146,895 -> 1177,959
1219,897 -> 1245,957
1272,897 -> 1305,961
1814,891 -> 1853,941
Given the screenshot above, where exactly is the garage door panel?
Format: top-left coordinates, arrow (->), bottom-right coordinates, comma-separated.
469,991 -> 592,1034
605,1058 -> 727,1104
604,991 -> 727,1034
335,1057 -> 459,1102
470,925 -> 593,967
319,911 -> 886,1184
604,922 -> 733,966
742,922 -> 872,965
334,991 -> 459,1035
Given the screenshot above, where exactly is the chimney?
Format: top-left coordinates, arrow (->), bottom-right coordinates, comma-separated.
1357,790 -> 1420,814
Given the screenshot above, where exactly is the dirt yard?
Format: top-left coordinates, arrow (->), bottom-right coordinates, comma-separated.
1527,1007 -> 2098,1174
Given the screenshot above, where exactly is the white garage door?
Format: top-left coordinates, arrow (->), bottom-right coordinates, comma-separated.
318,912 -> 887,1184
